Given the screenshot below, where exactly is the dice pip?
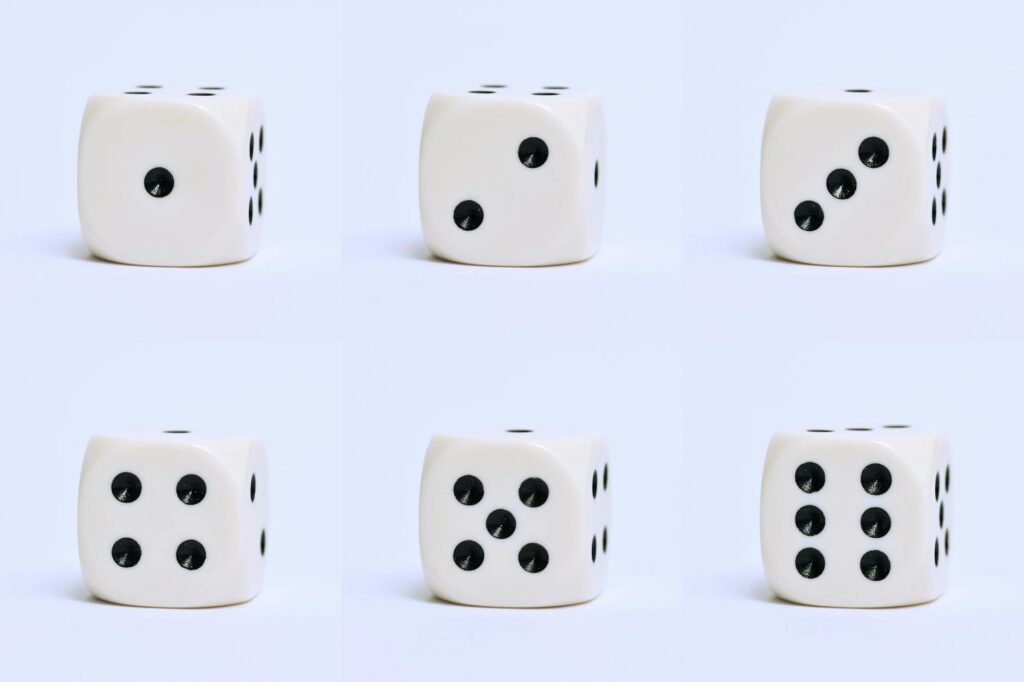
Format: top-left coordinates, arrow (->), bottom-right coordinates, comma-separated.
78,431 -> 268,608
419,431 -> 610,607
78,85 -> 265,266
760,425 -> 951,608
419,85 -> 605,266
761,90 -> 948,266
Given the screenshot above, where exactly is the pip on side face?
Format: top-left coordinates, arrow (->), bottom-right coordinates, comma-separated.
419,431 -> 611,607
760,426 -> 951,608
760,90 -> 947,266
419,85 -> 605,266
77,85 -> 265,266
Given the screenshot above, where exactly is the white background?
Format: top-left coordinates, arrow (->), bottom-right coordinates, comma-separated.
340,1 -> 685,679
0,1 -> 342,679
3,0 -> 1022,679
343,0 -> 1023,680
681,0 -> 1024,678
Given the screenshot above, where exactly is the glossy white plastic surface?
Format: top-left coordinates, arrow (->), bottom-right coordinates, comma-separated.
761,91 -> 948,266
419,431 -> 610,607
761,426 -> 951,608
78,86 -> 265,266
78,431 -> 269,608
419,86 -> 605,266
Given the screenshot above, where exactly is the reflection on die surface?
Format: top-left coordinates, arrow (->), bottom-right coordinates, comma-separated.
78,431 -> 268,608
419,85 -> 605,266
761,90 -> 948,266
78,85 -> 265,267
760,425 -> 951,608
419,431 -> 611,607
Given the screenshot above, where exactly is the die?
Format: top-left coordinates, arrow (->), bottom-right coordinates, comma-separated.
761,90 -> 948,266
419,85 -> 605,266
78,85 -> 265,266
77,431 -> 269,607
419,431 -> 610,607
760,425 -> 951,608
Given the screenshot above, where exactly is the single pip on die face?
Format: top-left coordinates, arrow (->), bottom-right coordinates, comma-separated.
419,85 -> 605,266
761,90 -> 948,266
419,430 -> 610,607
78,85 -> 265,267
77,431 -> 268,608
761,425 -> 951,608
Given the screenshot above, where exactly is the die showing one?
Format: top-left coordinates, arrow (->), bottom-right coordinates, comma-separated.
419,85 -> 605,266
419,430 -> 610,607
761,90 -> 948,266
760,425 -> 951,608
78,85 -> 265,266
77,431 -> 268,608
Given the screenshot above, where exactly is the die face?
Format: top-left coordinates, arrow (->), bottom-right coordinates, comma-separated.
419,432 -> 610,607
78,432 -> 268,608
78,87 -> 265,266
419,86 -> 605,266
761,91 -> 947,266
760,426 -> 950,608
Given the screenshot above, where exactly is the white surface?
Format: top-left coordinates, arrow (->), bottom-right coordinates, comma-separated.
419,88 -> 605,265
78,433 -> 268,608
0,1 -> 341,679
419,432 -> 610,608
760,428 -> 950,608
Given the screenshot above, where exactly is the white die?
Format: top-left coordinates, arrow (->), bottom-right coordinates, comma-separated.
761,91 -> 948,266
78,86 -> 265,266
419,431 -> 610,607
760,425 -> 951,608
77,431 -> 269,608
419,85 -> 605,266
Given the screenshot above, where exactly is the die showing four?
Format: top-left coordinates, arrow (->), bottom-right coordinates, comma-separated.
77,431 -> 269,608
78,85 -> 265,266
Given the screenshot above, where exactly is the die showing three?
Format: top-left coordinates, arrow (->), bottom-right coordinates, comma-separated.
761,90 -> 948,266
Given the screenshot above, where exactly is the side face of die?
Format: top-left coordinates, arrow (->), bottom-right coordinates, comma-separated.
78,86 -> 266,266
78,432 -> 269,607
761,91 -> 948,266
419,86 -> 605,266
760,426 -> 951,608
419,432 -> 610,607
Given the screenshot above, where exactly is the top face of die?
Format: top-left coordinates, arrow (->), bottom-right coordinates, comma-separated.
761,89 -> 947,266
78,85 -> 265,267
419,85 -> 605,266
